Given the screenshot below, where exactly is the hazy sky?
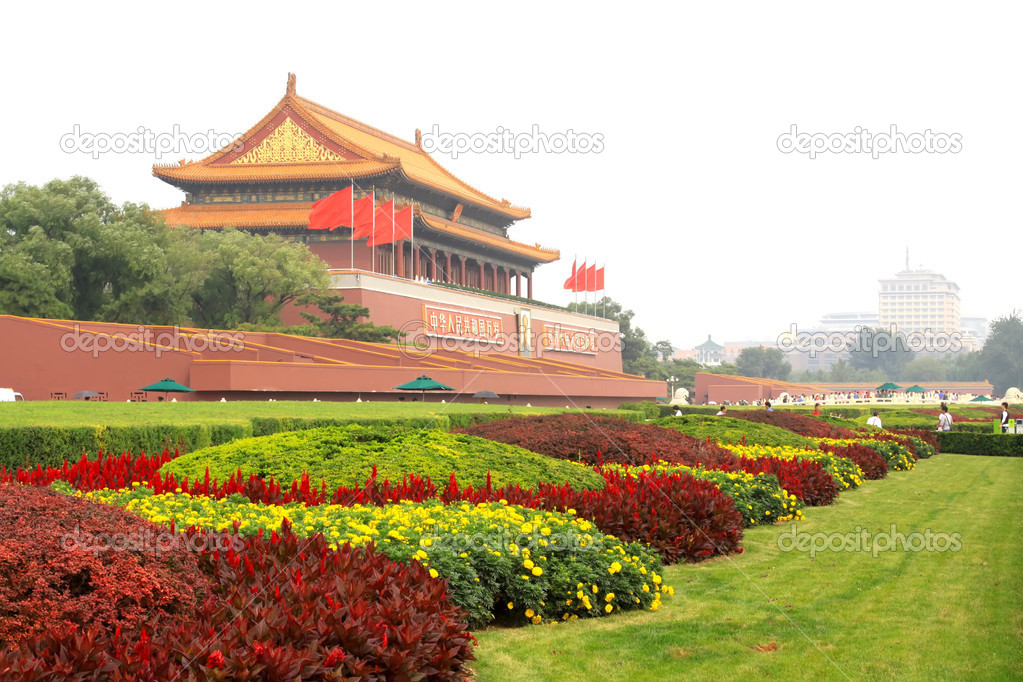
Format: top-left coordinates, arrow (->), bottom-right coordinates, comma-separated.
2,2 -> 1020,348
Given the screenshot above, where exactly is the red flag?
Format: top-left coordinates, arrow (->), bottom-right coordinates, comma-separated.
308,187 -> 353,231
367,201 -> 395,246
393,205 -> 413,240
595,266 -> 605,291
585,263 -> 597,292
350,194 -> 376,239
562,260 -> 578,291
572,260 -> 587,292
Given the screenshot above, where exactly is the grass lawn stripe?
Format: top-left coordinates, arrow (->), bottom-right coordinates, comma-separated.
471,454 -> 1023,681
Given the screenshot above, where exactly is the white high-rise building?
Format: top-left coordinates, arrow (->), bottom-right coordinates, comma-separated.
878,269 -> 961,335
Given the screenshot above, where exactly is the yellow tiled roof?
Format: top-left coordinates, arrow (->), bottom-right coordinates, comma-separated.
153,79 -> 530,220
158,202 -> 557,262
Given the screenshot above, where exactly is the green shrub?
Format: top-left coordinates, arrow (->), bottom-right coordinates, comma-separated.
250,416 -> 447,437
0,426 -> 100,469
654,415 -> 814,449
936,433 -> 1023,456
160,425 -> 607,490
617,401 -> 662,420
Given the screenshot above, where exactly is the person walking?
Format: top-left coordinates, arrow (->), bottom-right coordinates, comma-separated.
1001,402 -> 1011,433
938,404 -> 953,432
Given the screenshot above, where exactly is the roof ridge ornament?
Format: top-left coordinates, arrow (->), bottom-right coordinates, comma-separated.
286,72 -> 296,95
415,128 -> 423,147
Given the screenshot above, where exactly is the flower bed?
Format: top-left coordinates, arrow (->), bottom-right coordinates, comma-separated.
2,522 -> 476,679
814,438 -> 916,471
454,413 -> 739,468
77,486 -> 671,628
602,462 -> 804,527
654,415 -> 815,449
815,441 -> 889,479
722,443 -> 863,494
729,410 -> 859,439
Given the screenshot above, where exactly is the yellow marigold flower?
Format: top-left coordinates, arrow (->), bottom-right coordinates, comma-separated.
605,593 -> 615,602
532,566 -> 543,577
531,615 -> 542,625
429,569 -> 439,579
523,559 -> 534,569
605,604 -> 613,613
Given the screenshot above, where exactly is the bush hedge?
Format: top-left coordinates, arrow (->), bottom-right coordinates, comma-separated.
0,424 -> 246,469
160,425 -> 607,491
935,433 -> 1023,456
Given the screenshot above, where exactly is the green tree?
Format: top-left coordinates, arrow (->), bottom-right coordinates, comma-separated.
653,340 -> 675,362
902,356 -> 947,382
736,346 -> 792,380
296,292 -> 402,342
977,311 -> 1023,395
846,327 -> 913,380
566,297 -> 661,377
191,228 -> 328,328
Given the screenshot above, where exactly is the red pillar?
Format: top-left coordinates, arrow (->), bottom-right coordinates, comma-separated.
514,269 -> 521,297
445,252 -> 452,283
459,257 -> 467,286
429,248 -> 437,281
396,241 -> 405,278
527,273 -> 532,299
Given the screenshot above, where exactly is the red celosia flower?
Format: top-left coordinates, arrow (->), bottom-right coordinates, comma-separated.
206,649 -> 226,669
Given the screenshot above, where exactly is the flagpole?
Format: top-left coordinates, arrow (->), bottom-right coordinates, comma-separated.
371,195 -> 376,275
391,200 -> 396,276
350,181 -> 355,270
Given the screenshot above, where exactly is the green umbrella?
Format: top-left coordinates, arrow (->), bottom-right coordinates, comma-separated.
971,395 -> 994,402
140,377 -> 195,401
876,382 -> 902,391
905,385 -> 926,393
394,375 -> 454,402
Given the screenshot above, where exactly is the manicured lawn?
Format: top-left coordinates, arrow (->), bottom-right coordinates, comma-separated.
0,401 -> 585,428
472,454 -> 1023,681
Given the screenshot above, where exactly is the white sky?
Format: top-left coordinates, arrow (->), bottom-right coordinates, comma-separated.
2,1 -> 1021,349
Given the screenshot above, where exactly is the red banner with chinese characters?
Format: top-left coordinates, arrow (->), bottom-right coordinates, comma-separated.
422,305 -> 504,342
539,323 -> 597,354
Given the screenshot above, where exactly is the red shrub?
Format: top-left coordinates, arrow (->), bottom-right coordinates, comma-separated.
454,413 -> 738,468
0,484 -> 210,645
729,411 -> 858,439
1,525 -> 476,680
818,443 -> 888,479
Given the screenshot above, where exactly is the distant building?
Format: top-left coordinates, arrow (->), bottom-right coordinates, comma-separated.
961,316 -> 988,347
694,335 -> 725,365
878,269 -> 961,335
818,312 -> 880,332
